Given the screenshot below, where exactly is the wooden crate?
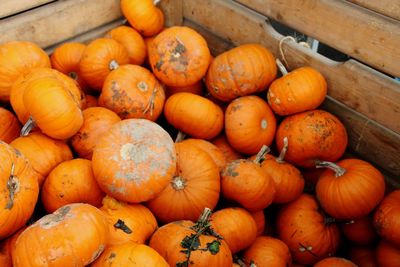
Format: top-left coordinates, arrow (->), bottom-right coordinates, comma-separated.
1,0 -> 399,185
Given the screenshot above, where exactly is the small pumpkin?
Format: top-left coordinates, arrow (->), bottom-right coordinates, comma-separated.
376,240 -> 400,267
316,159 -> 385,220
349,246 -> 378,267
314,257 -> 357,267
167,81 -> 204,96
0,227 -> 25,267
341,216 -> 378,245
211,134 -> 243,163
84,94 -> 98,109
250,210 -> 266,236
0,108 -> 20,143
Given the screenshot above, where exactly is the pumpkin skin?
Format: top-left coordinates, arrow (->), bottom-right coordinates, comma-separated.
147,142 -> 220,223
0,41 -> 50,102
41,159 -> 105,213
267,67 -> 327,116
0,108 -> 20,143
79,38 -> 130,90
225,96 -> 276,155
376,240 -> 400,267
349,246 -> 378,267
210,207 -> 257,253
120,0 -> 164,37
316,159 -> 385,220
149,26 -> 211,87
341,216 -> 378,245
276,194 -> 340,265
99,64 -> 165,121
164,92 -> 224,140
84,94 -> 98,109
242,236 -> 292,267
373,189 -> 400,246
275,110 -> 348,168
314,257 -> 357,267
12,203 -> 108,267
105,26 -> 147,65
0,142 -> 39,239
206,44 -> 277,102
250,210 -> 266,236
167,81 -> 204,97
10,132 -> 73,185
92,119 -> 176,203
71,107 -> 121,159
100,196 -> 157,246
0,227 -> 25,267
212,134 -> 243,163
91,243 -> 169,267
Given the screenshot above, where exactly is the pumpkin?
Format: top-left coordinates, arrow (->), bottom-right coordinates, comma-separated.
10,132 -> 73,185
0,142 -> 39,239
275,110 -> 348,168
99,64 -> 165,121
316,159 -> 385,220
341,216 -> 378,245
225,95 -> 276,155
50,42 -> 88,92
250,210 -> 265,236
120,0 -> 164,37
242,236 -> 292,267
79,38 -> 129,90
12,203 -> 108,267
349,246 -> 378,267
374,189 -> 400,246
276,194 -> 340,265
212,134 -> 243,163
210,207 -> 257,253
167,81 -> 204,96
0,41 -> 50,102
376,240 -> 400,267
0,108 -> 20,143
105,26 -> 147,65
71,107 -> 121,159
147,142 -> 220,223
205,44 -> 277,102
221,147 -> 276,211
149,209 -> 233,266
149,26 -> 211,87
41,159 -> 105,213
302,167 -> 324,193
100,196 -> 157,246
267,60 -> 327,115
164,92 -> 224,140
84,94 -> 98,109
91,243 -> 169,267
92,119 -> 176,203
314,257 -> 357,267
0,227 -> 25,267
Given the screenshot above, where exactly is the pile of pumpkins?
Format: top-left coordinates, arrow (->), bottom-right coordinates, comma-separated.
0,0 -> 399,266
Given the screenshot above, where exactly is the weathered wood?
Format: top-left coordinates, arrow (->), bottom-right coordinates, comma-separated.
159,0 -> 183,27
183,0 -> 400,135
347,0 -> 400,20
235,0 -> 400,77
0,0 -> 122,48
0,0 -> 55,18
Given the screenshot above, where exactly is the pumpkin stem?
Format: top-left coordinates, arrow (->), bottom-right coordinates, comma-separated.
142,87 -> 158,117
278,35 -> 296,69
109,60 -> 119,70
276,58 -> 289,76
68,71 -> 78,80
114,219 -> 133,234
276,136 -> 289,163
20,116 -> 36,136
324,216 -> 336,225
171,176 -> 186,190
233,256 -> 248,267
5,163 -> 20,210
315,160 -> 346,177
153,0 -> 161,5
253,145 -> 271,164
175,131 -> 186,143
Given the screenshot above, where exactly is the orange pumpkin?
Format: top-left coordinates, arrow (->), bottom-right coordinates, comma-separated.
84,94 -> 98,109
91,243 -> 169,267
167,81 -> 204,97
206,44 -> 277,102
105,26 -> 147,65
92,119 -> 176,203
147,142 -> 220,223
0,227 -> 25,267
225,96 -> 276,155
349,246 -> 378,267
314,257 -> 357,267
10,132 -> 73,185
12,203 -> 108,267
0,142 -> 39,240
149,26 -> 211,87
0,108 -> 20,143
71,107 -> 121,159
250,210 -> 266,237
79,38 -> 129,90
212,134 -> 243,163
341,216 -> 378,245
275,110 -> 348,168
0,41 -> 50,102
376,240 -> 400,267
100,196 -> 157,246
41,159 -> 105,213
120,0 -> 164,37
99,64 -> 165,121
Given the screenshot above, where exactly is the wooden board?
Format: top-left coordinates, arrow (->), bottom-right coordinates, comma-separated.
159,0 -> 183,27
235,0 -> 400,78
0,0 -> 122,48
347,0 -> 400,20
0,0 -> 55,18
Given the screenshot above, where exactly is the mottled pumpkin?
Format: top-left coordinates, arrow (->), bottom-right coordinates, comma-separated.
0,108 -> 20,143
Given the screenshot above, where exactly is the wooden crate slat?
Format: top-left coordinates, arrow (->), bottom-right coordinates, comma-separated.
183,0 -> 400,135
0,0 -> 55,19
347,0 -> 400,21
159,0 -> 183,27
234,0 -> 400,77
0,0 -> 122,48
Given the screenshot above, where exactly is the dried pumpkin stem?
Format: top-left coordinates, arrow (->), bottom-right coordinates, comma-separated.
171,176 -> 186,190
114,219 -> 133,234
175,131 -> 186,143
253,145 -> 271,164
6,163 -> 19,210
153,0 -> 161,5
142,87 -> 158,116
324,216 -> 336,225
276,58 -> 289,76
276,137 -> 289,163
315,160 -> 346,177
69,71 -> 78,80
278,35 -> 296,69
20,117 -> 36,137
109,60 -> 119,70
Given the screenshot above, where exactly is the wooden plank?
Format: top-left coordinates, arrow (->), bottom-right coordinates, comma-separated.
0,0 -> 122,48
347,0 -> 400,21
234,0 -> 400,77
159,0 -> 183,27
183,0 -> 400,135
0,0 -> 55,18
